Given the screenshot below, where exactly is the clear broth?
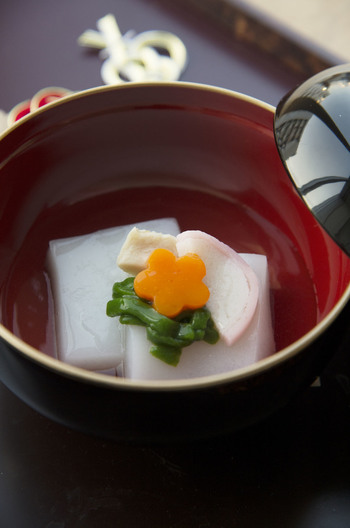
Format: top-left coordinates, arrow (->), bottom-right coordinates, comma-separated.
3,186 -> 317,359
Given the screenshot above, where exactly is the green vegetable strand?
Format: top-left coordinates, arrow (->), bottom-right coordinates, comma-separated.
106,277 -> 219,366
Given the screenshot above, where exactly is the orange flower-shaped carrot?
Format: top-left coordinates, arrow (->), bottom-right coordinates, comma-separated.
134,248 -> 210,318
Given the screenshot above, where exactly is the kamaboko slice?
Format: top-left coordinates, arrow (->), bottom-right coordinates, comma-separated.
176,230 -> 259,346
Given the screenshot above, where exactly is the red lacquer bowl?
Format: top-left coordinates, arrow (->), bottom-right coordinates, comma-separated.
0,83 -> 349,443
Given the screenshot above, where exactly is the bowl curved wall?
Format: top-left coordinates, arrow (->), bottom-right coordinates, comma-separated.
0,83 -> 349,442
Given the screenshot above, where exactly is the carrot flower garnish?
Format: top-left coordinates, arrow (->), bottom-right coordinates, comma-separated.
134,248 -> 210,318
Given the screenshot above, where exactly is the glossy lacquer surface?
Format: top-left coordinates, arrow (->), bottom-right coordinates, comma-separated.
0,83 -> 349,443
275,63 -> 350,255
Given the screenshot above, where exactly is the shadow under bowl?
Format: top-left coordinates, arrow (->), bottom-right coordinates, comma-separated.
0,82 -> 349,443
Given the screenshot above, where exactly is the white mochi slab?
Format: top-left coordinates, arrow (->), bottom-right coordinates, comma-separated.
123,253 -> 275,380
47,218 -> 180,371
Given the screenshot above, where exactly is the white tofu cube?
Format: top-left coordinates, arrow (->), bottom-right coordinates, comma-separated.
123,253 -> 275,380
47,218 -> 180,371
48,219 -> 274,380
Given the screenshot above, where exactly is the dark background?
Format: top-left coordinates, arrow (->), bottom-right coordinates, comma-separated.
1,1 -> 350,527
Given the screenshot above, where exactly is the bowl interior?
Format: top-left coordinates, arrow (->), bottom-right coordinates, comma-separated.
0,83 -> 349,370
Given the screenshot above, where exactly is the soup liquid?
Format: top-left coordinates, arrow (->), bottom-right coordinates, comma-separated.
3,187 -> 317,359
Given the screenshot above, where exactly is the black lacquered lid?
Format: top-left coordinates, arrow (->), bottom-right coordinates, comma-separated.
274,64 -> 350,256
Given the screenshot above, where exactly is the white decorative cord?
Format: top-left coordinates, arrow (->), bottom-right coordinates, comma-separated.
78,14 -> 188,84
0,14 -> 188,131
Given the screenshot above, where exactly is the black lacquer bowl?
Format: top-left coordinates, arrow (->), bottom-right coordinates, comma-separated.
0,83 -> 349,443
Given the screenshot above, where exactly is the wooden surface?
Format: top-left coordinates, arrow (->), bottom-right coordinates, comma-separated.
182,0 -> 349,75
239,0 -> 350,62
